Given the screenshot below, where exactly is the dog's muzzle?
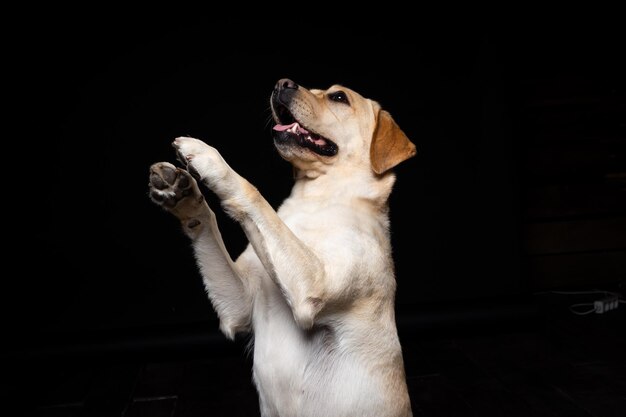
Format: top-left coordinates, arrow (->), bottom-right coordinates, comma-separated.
270,79 -> 338,157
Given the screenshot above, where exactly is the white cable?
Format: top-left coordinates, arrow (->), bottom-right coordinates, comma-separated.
548,290 -> 619,296
536,288 -> 625,315
569,303 -> 596,315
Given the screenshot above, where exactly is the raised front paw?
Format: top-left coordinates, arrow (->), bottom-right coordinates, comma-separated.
149,162 -> 205,220
172,137 -> 230,191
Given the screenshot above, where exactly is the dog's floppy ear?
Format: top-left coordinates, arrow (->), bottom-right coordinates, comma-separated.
370,110 -> 416,175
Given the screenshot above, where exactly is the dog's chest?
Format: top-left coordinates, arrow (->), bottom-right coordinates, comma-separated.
279,197 -> 338,226
248,196 -> 391,414
277,196 -> 376,244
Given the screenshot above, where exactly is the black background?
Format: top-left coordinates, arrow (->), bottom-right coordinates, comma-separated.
10,17 -> 624,348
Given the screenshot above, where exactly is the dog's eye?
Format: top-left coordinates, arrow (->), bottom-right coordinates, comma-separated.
328,91 -> 350,105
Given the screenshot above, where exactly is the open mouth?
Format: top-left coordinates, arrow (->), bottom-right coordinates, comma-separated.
272,104 -> 338,157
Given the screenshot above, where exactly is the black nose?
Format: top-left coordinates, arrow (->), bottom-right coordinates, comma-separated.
275,78 -> 298,92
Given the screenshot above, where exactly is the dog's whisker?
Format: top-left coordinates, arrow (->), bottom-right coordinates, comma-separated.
263,107 -> 275,130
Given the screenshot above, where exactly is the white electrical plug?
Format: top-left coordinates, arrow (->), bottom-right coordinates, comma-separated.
593,295 -> 620,314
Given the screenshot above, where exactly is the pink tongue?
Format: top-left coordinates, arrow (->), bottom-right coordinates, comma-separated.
273,123 -> 296,132
273,122 -> 309,134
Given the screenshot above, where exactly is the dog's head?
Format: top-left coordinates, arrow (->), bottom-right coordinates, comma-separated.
270,79 -> 416,177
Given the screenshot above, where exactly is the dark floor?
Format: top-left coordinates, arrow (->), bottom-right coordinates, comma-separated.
7,293 -> 626,417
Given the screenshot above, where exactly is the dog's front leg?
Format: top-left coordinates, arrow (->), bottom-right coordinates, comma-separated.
174,137 -> 325,329
149,162 -> 253,339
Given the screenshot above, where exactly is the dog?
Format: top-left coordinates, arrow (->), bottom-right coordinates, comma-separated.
148,79 -> 416,417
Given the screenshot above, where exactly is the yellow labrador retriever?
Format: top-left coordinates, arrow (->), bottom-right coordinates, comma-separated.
149,79 -> 416,417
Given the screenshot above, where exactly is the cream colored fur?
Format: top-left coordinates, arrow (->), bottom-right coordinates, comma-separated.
148,81 -> 416,417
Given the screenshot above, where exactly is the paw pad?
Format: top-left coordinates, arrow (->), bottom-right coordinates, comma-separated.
148,162 -> 198,210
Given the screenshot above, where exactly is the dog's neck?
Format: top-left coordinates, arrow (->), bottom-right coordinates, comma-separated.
290,167 -> 396,211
